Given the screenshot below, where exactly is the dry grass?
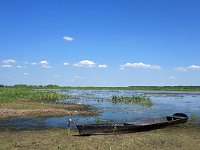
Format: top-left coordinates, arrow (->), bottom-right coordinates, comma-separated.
0,124 -> 200,150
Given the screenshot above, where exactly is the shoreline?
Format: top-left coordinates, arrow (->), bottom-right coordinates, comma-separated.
0,102 -> 96,119
0,108 -> 95,119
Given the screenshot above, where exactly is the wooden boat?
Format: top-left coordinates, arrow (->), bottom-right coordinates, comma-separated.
76,113 -> 188,135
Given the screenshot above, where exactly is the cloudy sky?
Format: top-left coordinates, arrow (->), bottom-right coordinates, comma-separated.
0,0 -> 200,86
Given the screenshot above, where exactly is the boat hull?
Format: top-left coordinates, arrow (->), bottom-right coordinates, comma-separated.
76,113 -> 188,135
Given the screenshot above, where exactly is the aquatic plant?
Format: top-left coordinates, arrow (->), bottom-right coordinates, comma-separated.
111,95 -> 153,107
65,104 -> 93,112
191,113 -> 199,122
95,117 -> 106,123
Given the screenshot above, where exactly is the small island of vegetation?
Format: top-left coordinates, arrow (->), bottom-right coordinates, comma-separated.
111,95 -> 153,107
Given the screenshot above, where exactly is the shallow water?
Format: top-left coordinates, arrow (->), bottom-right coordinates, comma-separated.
0,90 -> 200,130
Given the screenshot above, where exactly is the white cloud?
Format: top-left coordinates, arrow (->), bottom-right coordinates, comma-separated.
17,65 -> 26,68
63,36 -> 74,41
174,65 -> 200,72
39,60 -> 52,68
63,62 -> 69,66
17,65 -> 23,68
98,64 -> 108,69
2,59 -> 16,64
174,67 -> 187,72
73,60 -> 96,68
188,65 -> 200,70
2,64 -> 12,68
1,59 -> 16,68
23,73 -> 29,75
31,62 -> 37,65
119,62 -> 162,70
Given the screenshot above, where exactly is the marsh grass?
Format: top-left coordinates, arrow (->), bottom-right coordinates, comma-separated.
111,95 -> 153,107
191,114 -> 199,120
0,87 -> 69,103
95,116 -> 107,123
65,104 -> 93,111
0,87 -> 95,118
63,86 -> 200,91
190,114 -> 199,123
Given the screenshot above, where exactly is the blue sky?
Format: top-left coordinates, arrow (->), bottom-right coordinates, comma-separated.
0,0 -> 200,86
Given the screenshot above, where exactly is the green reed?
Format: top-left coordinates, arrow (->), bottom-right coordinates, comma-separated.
111,95 -> 153,107
191,114 -> 199,122
0,87 -> 69,103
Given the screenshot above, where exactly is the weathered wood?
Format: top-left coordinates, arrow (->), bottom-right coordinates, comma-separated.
76,113 -> 188,135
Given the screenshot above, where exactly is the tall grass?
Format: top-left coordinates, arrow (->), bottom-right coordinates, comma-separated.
111,95 -> 153,107
0,87 -> 69,103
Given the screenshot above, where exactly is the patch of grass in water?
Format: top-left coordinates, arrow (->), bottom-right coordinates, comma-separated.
65,104 -> 93,111
111,95 -> 153,107
95,117 -> 107,123
190,114 -> 200,125
191,114 -> 199,120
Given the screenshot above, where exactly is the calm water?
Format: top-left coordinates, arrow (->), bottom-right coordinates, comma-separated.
1,90 -> 200,130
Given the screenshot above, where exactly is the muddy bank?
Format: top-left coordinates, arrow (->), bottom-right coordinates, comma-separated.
0,108 -> 94,119
0,102 -> 95,119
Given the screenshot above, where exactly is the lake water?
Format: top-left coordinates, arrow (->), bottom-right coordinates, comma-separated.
1,90 -> 200,130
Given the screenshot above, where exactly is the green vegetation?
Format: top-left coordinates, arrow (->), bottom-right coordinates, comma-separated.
111,95 -> 153,107
0,87 -> 95,118
62,86 -> 200,91
2,84 -> 200,91
127,86 -> 200,91
95,116 -> 106,123
191,114 -> 199,122
0,124 -> 200,150
191,114 -> 199,120
0,87 -> 69,103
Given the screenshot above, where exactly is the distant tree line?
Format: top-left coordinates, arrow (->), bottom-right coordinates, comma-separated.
0,84 -> 7,87
0,84 -> 60,89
